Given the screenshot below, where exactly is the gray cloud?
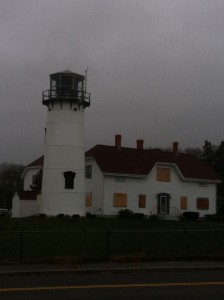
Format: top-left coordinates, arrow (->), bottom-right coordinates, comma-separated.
1,0 -> 224,164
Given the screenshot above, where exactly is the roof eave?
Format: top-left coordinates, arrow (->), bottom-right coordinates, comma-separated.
182,177 -> 221,184
22,166 -> 42,179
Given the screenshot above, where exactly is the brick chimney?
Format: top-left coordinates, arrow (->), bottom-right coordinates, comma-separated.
115,134 -> 122,148
137,139 -> 144,150
173,142 -> 179,155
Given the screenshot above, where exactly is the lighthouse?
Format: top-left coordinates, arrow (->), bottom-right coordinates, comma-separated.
41,70 -> 90,216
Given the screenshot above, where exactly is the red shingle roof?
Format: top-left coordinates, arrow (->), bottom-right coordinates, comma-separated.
85,145 -> 220,181
26,145 -> 220,182
27,156 -> 44,168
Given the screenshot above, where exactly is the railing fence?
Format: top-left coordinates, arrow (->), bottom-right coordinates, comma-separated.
1,229 -> 224,263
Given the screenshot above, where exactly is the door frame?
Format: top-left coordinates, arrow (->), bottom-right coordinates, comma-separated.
157,193 -> 170,214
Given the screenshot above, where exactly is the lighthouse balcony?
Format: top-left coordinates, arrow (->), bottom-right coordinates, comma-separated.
42,89 -> 90,108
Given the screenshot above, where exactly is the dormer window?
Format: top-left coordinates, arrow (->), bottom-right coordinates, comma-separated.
85,165 -> 92,179
64,171 -> 76,189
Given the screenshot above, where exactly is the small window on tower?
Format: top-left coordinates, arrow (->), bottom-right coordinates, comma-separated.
64,171 -> 76,189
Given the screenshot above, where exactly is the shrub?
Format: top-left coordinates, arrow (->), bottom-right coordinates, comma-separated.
119,209 -> 134,218
182,211 -> 199,221
72,214 -> 80,219
31,213 -> 47,218
56,213 -> 64,218
134,213 -> 145,219
38,213 -> 47,218
86,212 -> 96,218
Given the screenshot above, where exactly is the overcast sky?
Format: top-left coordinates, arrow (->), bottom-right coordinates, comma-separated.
1,0 -> 224,164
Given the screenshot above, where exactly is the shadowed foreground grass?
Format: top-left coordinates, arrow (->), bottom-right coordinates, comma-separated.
0,217 -> 224,263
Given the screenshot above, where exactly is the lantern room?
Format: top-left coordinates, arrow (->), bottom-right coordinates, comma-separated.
42,69 -> 90,108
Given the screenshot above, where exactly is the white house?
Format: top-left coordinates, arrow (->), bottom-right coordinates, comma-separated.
85,135 -> 220,218
12,135 -> 220,218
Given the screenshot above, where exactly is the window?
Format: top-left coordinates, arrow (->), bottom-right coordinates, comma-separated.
64,171 -> 76,189
85,165 -> 92,179
30,171 -> 42,192
113,193 -> 127,207
180,196 -> 187,210
32,174 -> 38,186
156,167 -> 171,182
86,192 -> 92,206
115,176 -> 126,182
197,198 -> 209,210
139,194 -> 146,208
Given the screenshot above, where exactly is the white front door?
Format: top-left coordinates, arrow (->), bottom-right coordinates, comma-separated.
160,196 -> 168,214
158,193 -> 169,214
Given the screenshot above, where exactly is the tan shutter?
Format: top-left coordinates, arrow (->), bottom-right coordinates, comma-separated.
85,192 -> 92,206
180,196 -> 187,210
156,167 -> 171,182
113,193 -> 127,207
139,194 -> 146,208
197,198 -> 209,210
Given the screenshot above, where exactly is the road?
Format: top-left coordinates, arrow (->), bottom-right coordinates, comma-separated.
1,270 -> 224,299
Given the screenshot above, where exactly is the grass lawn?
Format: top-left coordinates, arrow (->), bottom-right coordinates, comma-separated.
0,217 -> 224,263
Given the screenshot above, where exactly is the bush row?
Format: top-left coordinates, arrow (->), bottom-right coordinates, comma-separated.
118,209 -> 202,221
32,213 -> 81,219
30,210 -> 224,221
182,211 -> 199,221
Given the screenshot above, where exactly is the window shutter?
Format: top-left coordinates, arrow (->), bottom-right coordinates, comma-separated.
197,198 -> 209,210
180,197 -> 187,210
156,167 -> 171,182
139,194 -> 146,208
113,193 -> 127,207
86,192 -> 92,206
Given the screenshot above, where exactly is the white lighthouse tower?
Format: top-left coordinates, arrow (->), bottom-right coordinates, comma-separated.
41,70 -> 90,216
